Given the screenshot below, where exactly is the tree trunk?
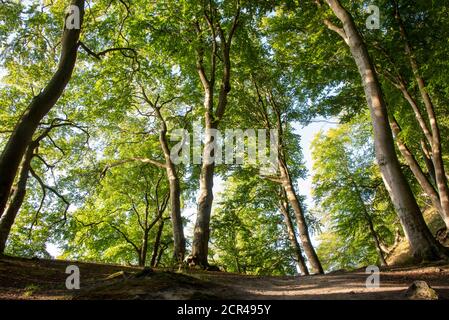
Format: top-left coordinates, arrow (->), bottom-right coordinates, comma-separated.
139,230 -> 149,267
279,198 -> 309,275
167,175 -> 185,263
393,1 -> 449,231
0,146 -> 34,253
190,6 -> 239,267
192,141 -> 215,267
155,244 -> 167,267
0,0 -> 84,218
154,106 -> 186,264
421,140 -> 436,186
279,161 -> 324,274
367,216 -> 388,267
390,117 -> 445,219
325,0 -> 448,261
191,88 -> 217,267
151,218 -> 165,267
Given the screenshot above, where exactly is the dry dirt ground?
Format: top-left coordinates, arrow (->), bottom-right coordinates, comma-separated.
1,255 -> 449,300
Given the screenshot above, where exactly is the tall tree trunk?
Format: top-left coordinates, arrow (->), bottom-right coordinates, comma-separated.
153,106 -> 186,264
139,230 -> 149,267
279,161 -> 324,274
191,84 -> 216,268
151,218 -> 165,267
190,6 -> 240,267
192,135 -> 215,267
264,87 -> 322,273
279,197 -> 309,275
324,0 -> 448,261
0,146 -> 34,253
167,174 -> 185,263
0,0 -> 85,218
366,215 -> 388,267
421,140 -> 436,186
393,1 -> 449,230
155,244 -> 167,267
390,117 -> 445,219
351,179 -> 388,267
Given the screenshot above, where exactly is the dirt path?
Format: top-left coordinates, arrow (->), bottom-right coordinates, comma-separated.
1,256 -> 448,300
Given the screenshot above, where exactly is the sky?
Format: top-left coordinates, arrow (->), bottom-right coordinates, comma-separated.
295,120 -> 338,209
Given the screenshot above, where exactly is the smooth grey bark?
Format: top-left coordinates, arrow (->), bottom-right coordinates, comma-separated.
421,140 -> 436,186
190,6 -> 240,267
380,57 -> 448,227
153,105 -> 186,264
278,161 -> 324,274
392,1 -> 449,230
137,89 -> 187,265
0,146 -> 34,253
271,95 -> 323,274
279,197 -> 309,275
390,117 -> 443,215
0,0 -> 85,218
324,0 -> 448,261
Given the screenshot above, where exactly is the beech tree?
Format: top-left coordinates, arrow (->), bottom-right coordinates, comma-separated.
312,114 -> 400,269
0,0 -> 85,218
1,0 -> 449,274
320,0 -> 448,261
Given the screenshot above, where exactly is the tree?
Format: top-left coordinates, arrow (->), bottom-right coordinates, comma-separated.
312,114 -> 400,269
319,0 -> 448,261
189,0 -> 242,267
0,119 -> 84,253
279,190 -> 309,275
66,164 -> 171,267
255,84 -> 323,274
364,0 -> 449,230
211,174 -> 298,276
0,0 -> 85,218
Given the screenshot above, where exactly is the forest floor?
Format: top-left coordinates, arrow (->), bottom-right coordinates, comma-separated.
1,255 -> 449,300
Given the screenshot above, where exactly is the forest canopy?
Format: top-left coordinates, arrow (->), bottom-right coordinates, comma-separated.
1,0 -> 449,276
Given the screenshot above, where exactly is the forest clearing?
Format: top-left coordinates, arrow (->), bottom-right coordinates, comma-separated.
1,0 -> 449,303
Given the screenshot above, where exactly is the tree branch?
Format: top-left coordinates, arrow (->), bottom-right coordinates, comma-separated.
101,157 -> 167,178
323,19 -> 348,42
109,223 -> 140,254
79,41 -> 138,63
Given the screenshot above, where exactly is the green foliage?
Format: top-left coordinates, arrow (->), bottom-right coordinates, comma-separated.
64,163 -> 173,266
312,113 -> 399,271
211,175 -> 296,275
1,0 -> 449,274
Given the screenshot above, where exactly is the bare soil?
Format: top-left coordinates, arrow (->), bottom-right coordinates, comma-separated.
1,255 -> 449,300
